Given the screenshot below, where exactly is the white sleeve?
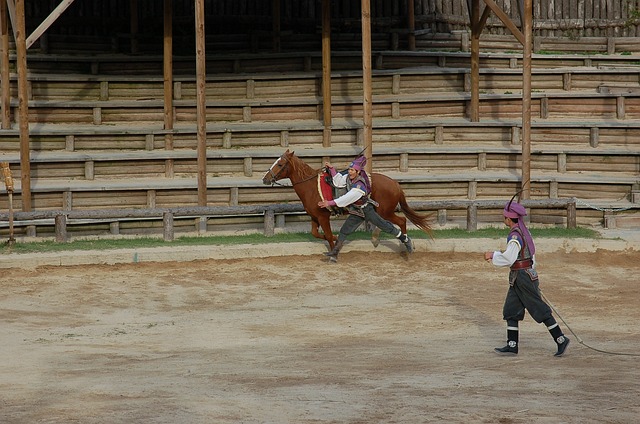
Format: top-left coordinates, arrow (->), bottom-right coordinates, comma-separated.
332,172 -> 347,188
491,239 -> 521,267
334,187 -> 366,207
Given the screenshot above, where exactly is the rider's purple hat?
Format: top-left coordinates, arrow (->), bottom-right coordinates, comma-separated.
349,156 -> 367,172
503,201 -> 527,219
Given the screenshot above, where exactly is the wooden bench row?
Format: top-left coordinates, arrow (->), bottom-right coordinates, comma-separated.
17,35 -> 640,75
1,144 -> 638,180
0,168 -> 636,221
12,65 -> 640,102
2,117 -> 640,152
5,89 -> 640,126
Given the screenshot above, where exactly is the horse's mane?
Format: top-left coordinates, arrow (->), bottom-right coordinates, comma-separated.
288,153 -> 319,180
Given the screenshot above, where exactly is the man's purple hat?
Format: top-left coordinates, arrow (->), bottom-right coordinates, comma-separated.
503,201 -> 527,219
504,198 -> 535,256
349,156 -> 367,172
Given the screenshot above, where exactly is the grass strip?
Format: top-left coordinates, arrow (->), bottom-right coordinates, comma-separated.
0,227 -> 600,255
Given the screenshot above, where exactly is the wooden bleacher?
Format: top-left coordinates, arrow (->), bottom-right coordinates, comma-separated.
1,50 -> 639,239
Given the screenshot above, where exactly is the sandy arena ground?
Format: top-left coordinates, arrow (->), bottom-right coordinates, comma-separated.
1,242 -> 639,423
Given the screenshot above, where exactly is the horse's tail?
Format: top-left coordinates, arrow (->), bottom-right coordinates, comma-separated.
398,192 -> 434,238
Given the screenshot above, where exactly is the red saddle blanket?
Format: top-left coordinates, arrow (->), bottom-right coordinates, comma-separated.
318,171 -> 334,201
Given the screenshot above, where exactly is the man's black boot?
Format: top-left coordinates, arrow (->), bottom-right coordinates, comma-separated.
399,234 -> 413,253
554,336 -> 570,357
324,240 -> 344,262
494,341 -> 518,355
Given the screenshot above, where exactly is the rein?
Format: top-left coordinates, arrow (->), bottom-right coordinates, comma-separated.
268,155 -> 322,187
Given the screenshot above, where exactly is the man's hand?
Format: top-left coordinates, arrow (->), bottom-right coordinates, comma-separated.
484,251 -> 493,262
318,200 -> 330,209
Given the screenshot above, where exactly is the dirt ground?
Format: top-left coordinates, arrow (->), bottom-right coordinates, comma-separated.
1,248 -> 639,424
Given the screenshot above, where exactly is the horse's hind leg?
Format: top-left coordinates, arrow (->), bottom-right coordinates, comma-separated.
311,217 -> 336,250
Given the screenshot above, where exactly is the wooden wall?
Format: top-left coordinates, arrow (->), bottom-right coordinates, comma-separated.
22,0 -> 640,49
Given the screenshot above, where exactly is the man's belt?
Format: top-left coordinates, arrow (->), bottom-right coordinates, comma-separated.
510,259 -> 533,270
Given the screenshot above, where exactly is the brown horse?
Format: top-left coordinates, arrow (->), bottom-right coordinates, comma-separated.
262,149 -> 432,250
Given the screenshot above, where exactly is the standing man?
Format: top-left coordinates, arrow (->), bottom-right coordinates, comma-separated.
318,156 -> 413,262
483,199 -> 570,357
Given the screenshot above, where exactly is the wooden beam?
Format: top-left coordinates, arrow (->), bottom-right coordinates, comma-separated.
469,0 -> 480,122
25,0 -> 76,49
130,0 -> 139,54
407,0 -> 415,51
195,0 -> 207,206
1,0 -> 11,128
521,0 -> 532,199
4,0 -> 16,41
163,0 -> 174,137
482,0 -> 525,45
322,0 -> 332,147
361,0 -> 373,172
15,0 -> 31,211
272,0 -> 281,52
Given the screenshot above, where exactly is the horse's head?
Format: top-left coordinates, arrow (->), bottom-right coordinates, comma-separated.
262,149 -> 294,185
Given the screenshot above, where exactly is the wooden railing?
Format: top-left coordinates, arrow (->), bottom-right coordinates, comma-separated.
0,198 -> 577,243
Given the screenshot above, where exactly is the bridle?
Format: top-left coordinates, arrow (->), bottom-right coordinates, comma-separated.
266,154 -> 322,187
265,155 -> 291,186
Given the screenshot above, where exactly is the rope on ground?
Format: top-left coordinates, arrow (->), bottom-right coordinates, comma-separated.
541,290 -> 640,357
575,196 -> 635,212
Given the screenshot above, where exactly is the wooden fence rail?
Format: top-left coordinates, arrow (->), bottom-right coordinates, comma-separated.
0,198 -> 577,243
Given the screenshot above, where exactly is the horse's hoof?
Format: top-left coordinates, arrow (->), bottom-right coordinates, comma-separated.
371,227 -> 381,247
329,256 -> 338,263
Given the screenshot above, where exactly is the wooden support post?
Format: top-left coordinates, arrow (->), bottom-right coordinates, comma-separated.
437,209 -> 447,226
15,0 -> 31,211
361,0 -> 373,173
163,211 -> 174,241
229,187 -> 239,206
85,161 -> 95,180
65,135 -> 75,151
322,0 -> 332,148
407,0 -> 416,51
195,0 -> 207,207
603,211 -> 616,229
616,96 -> 625,120
467,204 -> 478,231
477,152 -> 486,171
55,214 -> 67,242
0,0 -> 10,129
130,0 -> 139,54
272,0 -> 281,52
399,153 -> 409,172
223,131 -> 232,148
589,127 -> 599,148
521,0 -> 533,200
264,209 -> 275,237
280,130 -> 289,147
164,0 -> 174,137
567,200 -> 577,229
468,0 -> 482,122
243,157 -> 252,177
197,216 -> 207,234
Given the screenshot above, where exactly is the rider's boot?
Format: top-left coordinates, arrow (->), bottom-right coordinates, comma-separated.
324,240 -> 344,262
370,226 -> 381,247
398,233 -> 414,253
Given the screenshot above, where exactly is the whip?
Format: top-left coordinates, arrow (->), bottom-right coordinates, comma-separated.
541,289 -> 640,357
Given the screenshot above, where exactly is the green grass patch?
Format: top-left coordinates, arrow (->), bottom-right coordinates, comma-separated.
0,227 -> 600,255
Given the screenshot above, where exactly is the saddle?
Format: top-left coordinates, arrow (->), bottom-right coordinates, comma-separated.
318,170 -> 347,216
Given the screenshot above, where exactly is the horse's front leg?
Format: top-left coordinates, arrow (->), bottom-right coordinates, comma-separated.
311,214 -> 336,250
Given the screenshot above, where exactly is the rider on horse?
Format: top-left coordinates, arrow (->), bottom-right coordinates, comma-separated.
317,155 -> 413,262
